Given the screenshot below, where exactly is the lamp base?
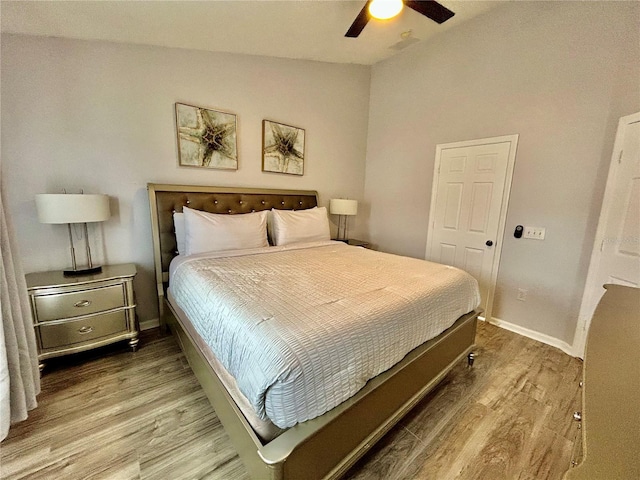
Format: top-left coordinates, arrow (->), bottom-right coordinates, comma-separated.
63,266 -> 103,277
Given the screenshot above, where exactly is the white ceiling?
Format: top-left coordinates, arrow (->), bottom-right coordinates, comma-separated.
0,0 -> 501,65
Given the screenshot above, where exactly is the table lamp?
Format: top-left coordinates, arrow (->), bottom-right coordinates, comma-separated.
329,199 -> 358,241
35,193 -> 110,276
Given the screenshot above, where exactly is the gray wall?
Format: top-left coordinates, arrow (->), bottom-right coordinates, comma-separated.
2,1 -> 639,349
1,35 -> 371,323
363,1 -> 640,346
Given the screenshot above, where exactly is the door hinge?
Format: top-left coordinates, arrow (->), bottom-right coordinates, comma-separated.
618,150 -> 623,164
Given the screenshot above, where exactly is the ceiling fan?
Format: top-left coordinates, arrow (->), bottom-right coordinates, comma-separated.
345,0 -> 455,38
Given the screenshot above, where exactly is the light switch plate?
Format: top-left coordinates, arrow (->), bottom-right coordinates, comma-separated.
524,226 -> 546,240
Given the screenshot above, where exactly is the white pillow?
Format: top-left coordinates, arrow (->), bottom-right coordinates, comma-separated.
183,207 -> 268,255
173,212 -> 186,255
270,207 -> 330,246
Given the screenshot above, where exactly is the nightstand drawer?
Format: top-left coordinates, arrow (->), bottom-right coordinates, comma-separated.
39,310 -> 127,349
34,284 -> 125,322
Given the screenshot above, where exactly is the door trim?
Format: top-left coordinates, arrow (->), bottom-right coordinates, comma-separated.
426,134 -> 519,322
572,111 -> 640,358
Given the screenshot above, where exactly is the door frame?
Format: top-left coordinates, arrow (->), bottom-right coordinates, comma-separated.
572,111 -> 640,358
426,134 -> 519,322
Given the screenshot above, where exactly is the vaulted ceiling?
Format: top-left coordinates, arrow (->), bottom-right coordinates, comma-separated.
1,1 -> 501,65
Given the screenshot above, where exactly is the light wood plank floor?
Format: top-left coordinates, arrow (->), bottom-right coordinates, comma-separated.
0,321 -> 582,480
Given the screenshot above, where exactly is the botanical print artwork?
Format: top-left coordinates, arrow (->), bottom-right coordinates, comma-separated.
262,120 -> 305,175
176,103 -> 238,170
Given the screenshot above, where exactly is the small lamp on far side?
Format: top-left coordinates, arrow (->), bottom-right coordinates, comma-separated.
35,193 -> 110,276
329,199 -> 358,241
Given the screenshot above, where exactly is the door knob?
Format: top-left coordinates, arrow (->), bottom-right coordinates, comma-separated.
486,240 -> 494,247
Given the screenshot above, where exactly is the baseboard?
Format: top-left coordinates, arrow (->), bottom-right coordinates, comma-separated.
139,318 -> 160,331
486,317 -> 577,357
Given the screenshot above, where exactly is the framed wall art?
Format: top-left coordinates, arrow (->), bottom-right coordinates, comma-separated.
175,103 -> 238,170
262,120 -> 305,176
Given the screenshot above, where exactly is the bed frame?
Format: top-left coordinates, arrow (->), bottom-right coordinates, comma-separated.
147,183 -> 479,480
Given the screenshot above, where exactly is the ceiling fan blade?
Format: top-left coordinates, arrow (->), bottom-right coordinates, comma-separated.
345,1 -> 372,38
405,0 -> 455,24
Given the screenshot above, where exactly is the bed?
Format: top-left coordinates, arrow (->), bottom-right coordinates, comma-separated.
147,183 -> 481,480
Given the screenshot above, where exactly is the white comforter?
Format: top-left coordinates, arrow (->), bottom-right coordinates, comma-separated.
169,241 -> 480,429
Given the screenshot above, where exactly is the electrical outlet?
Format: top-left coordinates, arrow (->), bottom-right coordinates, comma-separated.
523,226 -> 546,240
517,288 -> 528,301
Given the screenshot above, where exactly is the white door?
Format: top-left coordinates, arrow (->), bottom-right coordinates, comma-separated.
574,112 -> 640,357
426,135 -> 518,321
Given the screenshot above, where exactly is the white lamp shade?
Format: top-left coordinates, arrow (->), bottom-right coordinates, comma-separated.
330,199 -> 358,216
36,194 -> 111,224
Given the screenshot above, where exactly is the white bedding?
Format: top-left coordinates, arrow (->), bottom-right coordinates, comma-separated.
169,241 -> 480,429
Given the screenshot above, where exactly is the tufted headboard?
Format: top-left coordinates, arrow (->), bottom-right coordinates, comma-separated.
147,183 -> 318,317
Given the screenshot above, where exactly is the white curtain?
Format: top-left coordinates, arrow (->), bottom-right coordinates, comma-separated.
0,183 -> 41,441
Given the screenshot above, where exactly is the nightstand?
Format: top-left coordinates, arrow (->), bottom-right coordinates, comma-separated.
335,239 -> 371,249
26,264 -> 138,370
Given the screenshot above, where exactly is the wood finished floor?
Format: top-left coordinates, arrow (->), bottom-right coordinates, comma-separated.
0,321 -> 582,480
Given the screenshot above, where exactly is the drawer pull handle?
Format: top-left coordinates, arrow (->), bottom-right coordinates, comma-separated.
74,300 -> 92,308
78,326 -> 93,334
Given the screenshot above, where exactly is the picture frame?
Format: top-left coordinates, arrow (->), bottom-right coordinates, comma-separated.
262,120 -> 305,176
175,103 -> 238,170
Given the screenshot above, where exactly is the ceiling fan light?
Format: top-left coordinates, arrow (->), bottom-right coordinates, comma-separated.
369,0 -> 403,20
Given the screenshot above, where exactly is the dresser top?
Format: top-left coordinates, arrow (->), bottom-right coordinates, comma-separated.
26,263 -> 137,290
